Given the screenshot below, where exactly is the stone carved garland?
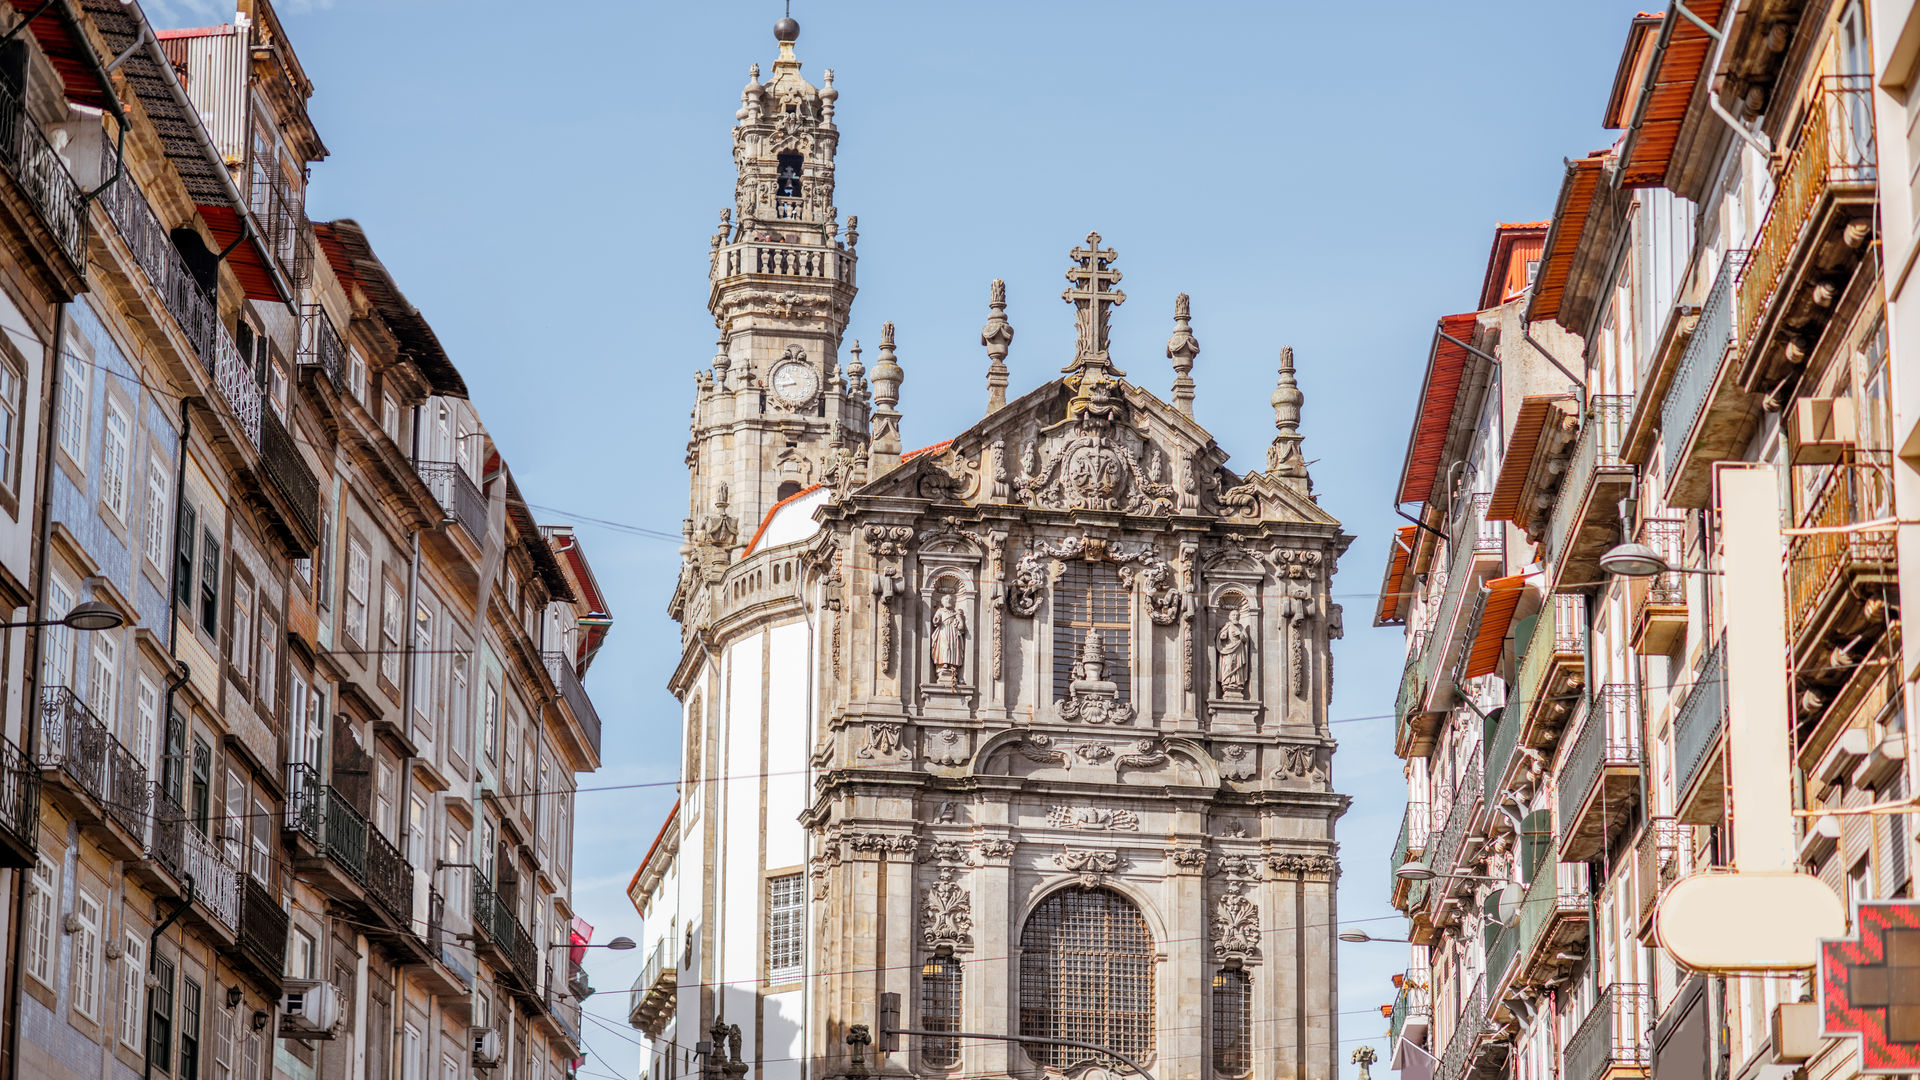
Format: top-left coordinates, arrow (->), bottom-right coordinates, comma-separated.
1212,884 -> 1262,963
1006,537 -> 1181,625
1272,743 -> 1327,782
1047,806 -> 1140,831
974,839 -> 1015,860
858,723 -> 908,760
865,526 -> 914,677
847,833 -> 923,856
1166,847 -> 1209,870
1268,853 -> 1339,878
921,867 -> 974,952
1054,850 -> 1124,889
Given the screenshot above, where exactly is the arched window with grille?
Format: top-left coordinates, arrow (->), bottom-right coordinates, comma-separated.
919,954 -> 962,1067
1018,887 -> 1154,1068
1211,968 -> 1252,1077
1052,561 -> 1132,701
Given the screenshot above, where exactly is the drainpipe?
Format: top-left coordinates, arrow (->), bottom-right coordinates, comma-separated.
1671,2 -> 1773,160
142,877 -> 196,1080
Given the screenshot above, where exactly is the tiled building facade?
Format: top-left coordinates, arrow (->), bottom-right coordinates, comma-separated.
0,11 -> 610,1080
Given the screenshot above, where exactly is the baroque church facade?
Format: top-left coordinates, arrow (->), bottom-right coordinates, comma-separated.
639,18 -> 1350,1080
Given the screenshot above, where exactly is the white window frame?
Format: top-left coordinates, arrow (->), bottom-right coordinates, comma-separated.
72,886 -> 102,1019
231,578 -> 254,682
256,609 -> 276,711
43,576 -> 76,690
766,873 -> 804,983
134,673 -> 160,774
101,397 -> 131,521
345,540 -> 370,646
380,579 -> 403,686
143,458 -> 171,570
57,347 -> 87,466
25,853 -> 58,987
0,351 -> 20,495
88,631 -> 118,730
119,932 -> 146,1048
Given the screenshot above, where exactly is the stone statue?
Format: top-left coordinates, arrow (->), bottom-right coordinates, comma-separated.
1352,1046 -> 1377,1080
1279,560 -> 1315,627
930,592 -> 968,686
1215,603 -> 1251,699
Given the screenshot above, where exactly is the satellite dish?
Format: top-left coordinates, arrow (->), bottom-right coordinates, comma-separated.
1481,887 -> 1517,926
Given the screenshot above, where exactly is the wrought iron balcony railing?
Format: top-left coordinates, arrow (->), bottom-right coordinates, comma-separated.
1483,698 -> 1522,808
542,651 -> 602,760
1635,816 -> 1683,931
248,157 -> 309,289
181,826 -> 240,931
1516,592 -> 1587,749
259,407 -> 320,540
297,304 -> 347,387
145,781 -> 186,882
1388,967 -> 1431,1052
1436,976 -> 1488,1080
363,821 -> 416,933
1662,251 -> 1747,476
0,75 -> 84,273
415,461 -> 487,544
1565,983 -> 1651,1080
473,874 -> 539,992
1787,452 -> 1895,641
1559,686 -> 1645,859
237,874 -> 289,981
39,688 -> 149,838
95,140 -> 219,359
1738,76 -> 1876,358
1544,395 -> 1634,576
0,734 -> 38,864
1425,758 -> 1483,896
1674,642 -> 1727,804
206,311 -> 263,448
628,940 -> 679,1035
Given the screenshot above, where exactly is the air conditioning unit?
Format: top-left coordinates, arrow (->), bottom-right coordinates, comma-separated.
1788,397 -> 1856,464
278,980 -> 341,1038
471,1028 -> 503,1068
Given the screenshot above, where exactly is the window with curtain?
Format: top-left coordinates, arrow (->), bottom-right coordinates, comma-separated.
1211,968 -> 1251,1076
1018,887 -> 1154,1068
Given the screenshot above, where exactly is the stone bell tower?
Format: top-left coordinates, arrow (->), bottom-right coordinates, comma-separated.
688,14 -> 864,551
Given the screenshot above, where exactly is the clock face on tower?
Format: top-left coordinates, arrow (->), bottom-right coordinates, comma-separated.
770,359 -> 820,407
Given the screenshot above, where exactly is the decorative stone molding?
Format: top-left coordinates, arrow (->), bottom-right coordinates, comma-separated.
1114,738 -> 1168,772
1056,629 -> 1135,725
925,729 -> 967,767
1268,853 -> 1338,879
921,867 -> 974,952
1165,847 -> 1208,871
847,833 -> 922,857
1047,806 -> 1140,832
1053,850 -> 1124,888
1074,743 -> 1114,764
1212,883 -> 1262,963
865,525 -> 914,677
1215,854 -> 1261,880
1272,742 -> 1326,782
973,838 -> 1015,861
858,722 -> 908,760
918,839 -> 969,865
1015,732 -> 1068,766
1215,744 -> 1256,782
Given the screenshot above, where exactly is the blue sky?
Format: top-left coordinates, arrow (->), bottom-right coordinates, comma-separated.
143,2 -> 1653,1076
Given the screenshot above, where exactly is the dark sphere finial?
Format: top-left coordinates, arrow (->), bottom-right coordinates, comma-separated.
774,16 -> 799,42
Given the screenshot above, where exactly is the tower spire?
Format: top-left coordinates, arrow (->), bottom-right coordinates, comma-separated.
981,279 -> 1014,412
868,323 -> 904,475
1268,345 -> 1309,490
1166,292 -> 1199,417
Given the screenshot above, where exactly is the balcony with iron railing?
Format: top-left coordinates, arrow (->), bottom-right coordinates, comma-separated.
247,157 -> 309,289
1787,452 -> 1896,669
1516,592 -> 1587,753
1483,698 -> 1524,812
94,139 -> 218,361
259,407 -> 320,541
1629,518 -> 1688,654
416,461 -> 487,545
1559,686 -> 1644,861
0,733 -> 38,868
1544,395 -> 1635,588
181,826 -> 241,933
236,874 -> 289,989
1738,76 -> 1877,394
1424,759 -> 1484,913
142,781 -> 186,885
1635,817 -> 1683,943
1389,801 -> 1431,914
1495,862 -> 1589,1001
38,688 -> 150,859
1435,976 -> 1489,1080
473,874 -> 540,994
545,969 -> 584,1052
1564,983 -> 1651,1080
0,73 -> 85,287
1389,966 -> 1431,1061
286,763 -> 390,923
1662,251 -> 1752,508
629,938 -> 678,1035
542,651 -> 602,763
1673,642 -> 1727,824
298,304 -> 347,388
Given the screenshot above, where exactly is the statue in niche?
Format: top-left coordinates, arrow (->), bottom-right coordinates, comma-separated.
1215,601 -> 1251,699
930,591 -> 968,686
1278,560 -> 1315,627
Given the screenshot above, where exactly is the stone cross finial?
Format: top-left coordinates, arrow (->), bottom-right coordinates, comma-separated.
1061,232 -> 1125,369
981,279 -> 1014,413
1268,345 -> 1308,487
1166,292 -> 1200,417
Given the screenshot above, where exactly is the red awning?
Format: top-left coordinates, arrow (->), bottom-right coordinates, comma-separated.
1462,575 -> 1528,679
199,204 -> 291,303
1527,152 -> 1607,325
11,1 -> 114,110
1488,395 -> 1574,523
1374,525 -> 1419,628
1396,312 -> 1483,505
1619,0 -> 1727,188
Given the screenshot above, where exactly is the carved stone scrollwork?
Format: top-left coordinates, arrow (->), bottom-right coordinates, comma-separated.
1215,744 -> 1256,782
1007,548 -> 1047,618
1016,731 -> 1068,765
847,833 -> 922,857
1214,854 -> 1261,880
1272,743 -> 1327,782
1047,806 -> 1140,832
926,729 -> 967,767
1115,738 -> 1167,773
974,838 -> 1015,861
1212,883 -> 1262,963
919,839 -> 969,865
1053,850 -> 1124,889
921,867 -> 974,952
1165,847 -> 1209,871
1272,548 -> 1322,701
1013,380 -> 1174,515
1073,743 -> 1114,764
858,723 -> 909,760
1057,629 -> 1135,724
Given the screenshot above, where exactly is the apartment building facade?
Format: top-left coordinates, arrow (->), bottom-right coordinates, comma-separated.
1383,3 -> 1914,1080
0,12 -> 611,1080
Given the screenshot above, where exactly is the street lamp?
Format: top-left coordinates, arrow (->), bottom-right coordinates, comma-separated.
1598,542 -> 1723,578
1394,859 -> 1508,883
0,600 -> 126,632
1338,930 -> 1414,944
